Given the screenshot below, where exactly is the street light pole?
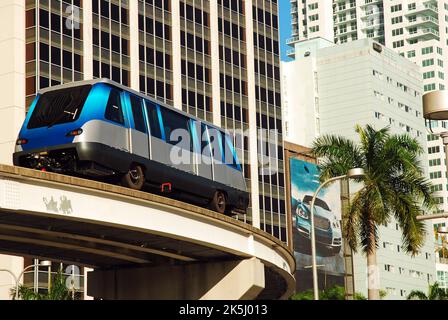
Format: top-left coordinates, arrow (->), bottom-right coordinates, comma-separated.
310,168 -> 365,300
0,261 -> 51,300
0,269 -> 18,298
310,174 -> 346,300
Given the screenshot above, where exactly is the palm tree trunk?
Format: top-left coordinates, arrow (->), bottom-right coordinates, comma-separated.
367,219 -> 380,300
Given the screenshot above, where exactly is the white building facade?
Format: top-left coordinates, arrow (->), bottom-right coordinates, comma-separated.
282,38 -> 436,299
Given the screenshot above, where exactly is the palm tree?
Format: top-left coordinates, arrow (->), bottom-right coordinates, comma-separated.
11,269 -> 74,300
407,282 -> 448,300
312,125 -> 435,300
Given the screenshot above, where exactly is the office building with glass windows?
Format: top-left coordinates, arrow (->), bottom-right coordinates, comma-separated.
0,0 -> 286,299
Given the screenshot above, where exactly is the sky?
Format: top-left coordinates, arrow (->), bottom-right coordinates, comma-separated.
278,0 -> 293,62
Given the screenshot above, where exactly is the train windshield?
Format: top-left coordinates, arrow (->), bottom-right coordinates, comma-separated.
27,85 -> 92,129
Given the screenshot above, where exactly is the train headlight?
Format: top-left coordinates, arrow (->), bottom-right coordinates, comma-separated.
16,138 -> 28,145
66,128 -> 83,137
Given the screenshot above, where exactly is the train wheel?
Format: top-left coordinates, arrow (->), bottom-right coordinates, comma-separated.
121,164 -> 145,190
210,191 -> 226,214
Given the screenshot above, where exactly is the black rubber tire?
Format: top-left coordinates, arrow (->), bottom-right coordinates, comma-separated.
210,191 -> 227,214
121,164 -> 145,190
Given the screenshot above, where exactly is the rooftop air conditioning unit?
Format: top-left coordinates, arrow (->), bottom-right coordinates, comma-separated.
373,42 -> 383,53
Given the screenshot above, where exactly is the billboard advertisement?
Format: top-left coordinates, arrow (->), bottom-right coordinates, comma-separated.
290,158 -> 345,276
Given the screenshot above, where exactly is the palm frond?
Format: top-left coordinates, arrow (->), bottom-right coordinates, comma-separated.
311,134 -> 364,184
407,290 -> 428,300
312,124 -> 436,257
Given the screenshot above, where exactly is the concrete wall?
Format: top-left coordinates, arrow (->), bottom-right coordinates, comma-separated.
0,0 -> 25,300
0,0 -> 25,165
0,254 -> 23,299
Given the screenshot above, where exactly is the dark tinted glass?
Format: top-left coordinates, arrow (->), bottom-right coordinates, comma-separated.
145,100 -> 162,139
222,132 -> 240,170
27,85 -> 92,129
161,109 -> 190,147
105,89 -> 124,125
130,95 -> 146,133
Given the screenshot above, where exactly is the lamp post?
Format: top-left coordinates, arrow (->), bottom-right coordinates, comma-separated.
0,269 -> 18,298
421,91 -> 448,237
310,168 -> 365,300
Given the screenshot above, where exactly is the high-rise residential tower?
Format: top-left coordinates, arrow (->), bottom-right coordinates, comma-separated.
282,37 -> 437,300
0,0 -> 286,299
287,0 -> 448,295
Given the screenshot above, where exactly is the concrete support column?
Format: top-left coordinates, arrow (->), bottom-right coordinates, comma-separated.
0,0 -> 25,165
88,257 -> 265,300
82,0 -> 93,80
83,267 -> 94,300
128,0 -> 139,91
171,0 -> 182,110
244,0 -> 261,229
209,0 -> 221,127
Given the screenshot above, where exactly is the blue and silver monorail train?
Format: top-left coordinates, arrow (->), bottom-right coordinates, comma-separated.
13,79 -> 249,214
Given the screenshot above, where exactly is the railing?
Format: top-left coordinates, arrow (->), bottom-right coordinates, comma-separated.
23,270 -> 85,291
408,3 -> 439,14
286,35 -> 301,45
286,48 -> 296,57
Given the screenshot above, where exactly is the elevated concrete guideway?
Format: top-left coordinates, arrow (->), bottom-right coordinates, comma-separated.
0,165 -> 295,299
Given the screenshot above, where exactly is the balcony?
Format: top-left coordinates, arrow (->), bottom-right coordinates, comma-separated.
361,10 -> 383,21
334,4 -> 356,14
407,27 -> 440,41
406,2 -> 438,17
286,48 -> 296,58
334,14 -> 357,25
359,0 -> 383,8
286,35 -> 301,46
361,19 -> 384,31
335,27 -> 358,36
407,15 -> 439,28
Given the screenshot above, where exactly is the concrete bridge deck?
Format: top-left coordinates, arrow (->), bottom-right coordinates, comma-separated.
0,165 -> 295,299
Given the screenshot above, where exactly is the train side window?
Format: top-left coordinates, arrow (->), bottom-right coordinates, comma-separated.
201,123 -> 212,159
222,132 -> 241,171
130,95 -> 147,133
145,100 -> 163,139
105,89 -> 124,125
161,109 -> 191,149
207,126 -> 223,163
